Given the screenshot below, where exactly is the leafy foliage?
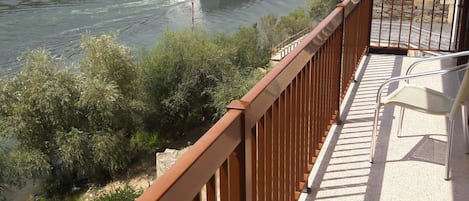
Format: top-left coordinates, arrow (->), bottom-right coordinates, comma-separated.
138,26 -> 271,138
209,66 -> 267,118
0,35 -> 139,195
258,8 -> 310,48
130,130 -> 162,154
0,140 -> 15,200
259,13 -> 280,49
80,34 -> 143,134
90,131 -> 130,175
220,25 -> 271,68
9,148 -> 52,179
0,50 -> 80,183
277,8 -> 310,37
139,28 -> 226,136
55,128 -> 89,174
308,0 -> 341,21
78,77 -> 121,131
80,34 -> 136,97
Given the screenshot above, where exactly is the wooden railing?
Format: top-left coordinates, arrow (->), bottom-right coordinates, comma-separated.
342,0 -> 372,100
137,0 -> 371,200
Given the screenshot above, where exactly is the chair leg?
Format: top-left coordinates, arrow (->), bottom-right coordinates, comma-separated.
370,104 -> 381,163
445,119 -> 455,181
461,105 -> 469,154
397,107 -> 405,137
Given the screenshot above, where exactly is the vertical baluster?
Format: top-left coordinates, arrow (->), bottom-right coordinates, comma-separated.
279,92 -> 286,201
398,0 -> 405,48
286,85 -> 294,200
249,126 -> 257,201
258,117 -> 265,201
428,0 -> 437,49
265,108 -> 273,201
229,146 -> 243,201
378,0 -> 385,45
272,100 -> 280,201
418,0 -> 426,49
206,175 -> 216,201
220,161 -> 229,201
388,0 -> 395,47
439,0 -> 447,50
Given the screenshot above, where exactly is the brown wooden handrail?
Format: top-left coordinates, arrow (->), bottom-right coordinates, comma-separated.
138,109 -> 244,201
241,7 -> 343,128
137,0 -> 370,200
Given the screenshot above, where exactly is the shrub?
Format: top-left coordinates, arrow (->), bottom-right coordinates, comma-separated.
308,0 -> 341,21
90,131 -> 131,176
130,130 -> 162,154
94,184 -> 142,201
137,28 -> 232,137
0,36 -> 138,196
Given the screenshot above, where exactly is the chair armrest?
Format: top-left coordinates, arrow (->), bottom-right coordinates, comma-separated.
376,63 -> 469,105
406,50 -> 469,76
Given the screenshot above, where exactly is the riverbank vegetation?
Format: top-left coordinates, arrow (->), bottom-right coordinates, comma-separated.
0,0 -> 340,200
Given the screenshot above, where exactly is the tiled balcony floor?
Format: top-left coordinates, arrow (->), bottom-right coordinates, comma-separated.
301,54 -> 469,201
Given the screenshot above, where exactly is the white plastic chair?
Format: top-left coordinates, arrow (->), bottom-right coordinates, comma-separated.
369,50 -> 469,180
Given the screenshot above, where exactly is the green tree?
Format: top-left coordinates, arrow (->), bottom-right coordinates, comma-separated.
75,34 -> 139,178
228,25 -> 271,68
138,28 -> 232,138
210,26 -> 272,118
0,34 -> 140,195
258,9 -> 310,50
277,8 -> 310,38
0,50 -> 81,181
308,0 -> 340,21
259,13 -> 280,48
0,139 -> 14,201
209,66 -> 267,118
80,34 -> 143,134
90,131 -> 130,176
80,34 -> 136,97
55,128 -> 89,176
0,80 -> 19,200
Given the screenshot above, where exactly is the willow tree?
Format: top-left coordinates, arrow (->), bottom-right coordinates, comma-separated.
137,28 -> 232,138
0,34 -> 140,195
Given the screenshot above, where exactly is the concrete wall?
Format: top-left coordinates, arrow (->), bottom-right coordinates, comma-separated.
156,147 -> 190,178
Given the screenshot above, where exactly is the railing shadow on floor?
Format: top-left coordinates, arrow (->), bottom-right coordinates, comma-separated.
304,55 -> 404,201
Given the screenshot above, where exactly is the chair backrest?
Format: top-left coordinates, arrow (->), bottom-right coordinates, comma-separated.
450,62 -> 469,118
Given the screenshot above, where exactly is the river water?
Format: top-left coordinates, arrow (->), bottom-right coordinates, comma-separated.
0,0 -> 306,74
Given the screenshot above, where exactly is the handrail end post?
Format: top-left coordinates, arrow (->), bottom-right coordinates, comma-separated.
227,100 -> 249,110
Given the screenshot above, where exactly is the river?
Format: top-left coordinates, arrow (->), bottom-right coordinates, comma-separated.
0,0 -> 307,74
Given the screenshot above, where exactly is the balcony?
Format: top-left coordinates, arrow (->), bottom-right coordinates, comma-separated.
137,0 -> 469,200
304,54 -> 469,201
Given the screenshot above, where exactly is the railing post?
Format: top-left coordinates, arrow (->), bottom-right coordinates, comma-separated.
456,0 -> 469,51
336,2 -> 346,126
227,100 -> 252,201
366,0 -> 372,52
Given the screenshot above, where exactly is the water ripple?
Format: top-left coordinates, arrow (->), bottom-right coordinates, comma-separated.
0,0 -> 306,73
